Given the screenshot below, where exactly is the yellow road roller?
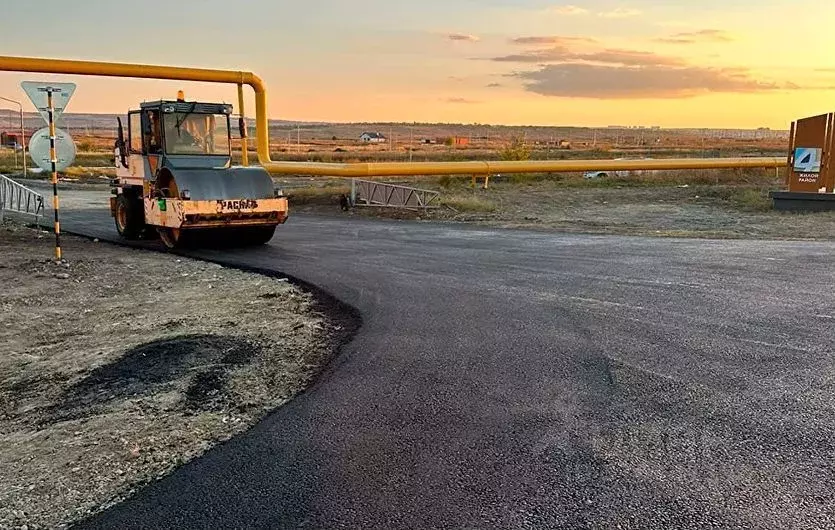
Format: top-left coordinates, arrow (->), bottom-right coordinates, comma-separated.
110,92 -> 288,248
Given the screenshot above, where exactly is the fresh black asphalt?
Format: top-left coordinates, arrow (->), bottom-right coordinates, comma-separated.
42,190 -> 835,529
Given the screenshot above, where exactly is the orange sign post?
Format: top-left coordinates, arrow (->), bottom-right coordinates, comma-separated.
772,112 -> 835,211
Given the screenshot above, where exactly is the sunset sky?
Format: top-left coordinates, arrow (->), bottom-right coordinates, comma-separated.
0,0 -> 833,128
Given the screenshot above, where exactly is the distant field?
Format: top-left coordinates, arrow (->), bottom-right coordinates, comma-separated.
0,123 -> 788,177
0,119 -> 791,230
0,151 -> 113,177
0,112 -> 789,173
0,125 -> 808,241
284,167 -> 829,241
267,146 -> 786,165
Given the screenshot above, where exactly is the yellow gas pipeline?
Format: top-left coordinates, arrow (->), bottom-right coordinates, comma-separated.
0,55 -> 788,177
260,157 -> 785,177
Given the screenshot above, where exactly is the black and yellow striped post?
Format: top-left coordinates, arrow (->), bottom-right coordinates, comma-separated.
45,88 -> 61,260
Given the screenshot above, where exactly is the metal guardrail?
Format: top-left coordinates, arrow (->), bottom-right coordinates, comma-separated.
0,174 -> 44,225
352,179 -> 440,209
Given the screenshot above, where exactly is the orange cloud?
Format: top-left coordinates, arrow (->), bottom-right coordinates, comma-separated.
581,49 -> 686,67
515,63 -> 785,98
655,29 -> 734,44
489,47 -> 573,63
447,33 -> 479,43
552,5 -> 589,16
552,5 -> 641,18
598,8 -> 641,19
509,36 -> 597,46
487,33 -> 800,99
489,47 -> 685,67
444,97 -> 480,104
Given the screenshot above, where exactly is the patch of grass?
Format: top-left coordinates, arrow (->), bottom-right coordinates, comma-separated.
442,194 -> 497,213
521,167 -> 785,190
695,185 -> 773,212
499,137 -> 532,161
76,140 -> 95,152
62,166 -> 116,179
434,175 -> 477,190
0,152 -> 114,175
731,188 -> 772,211
691,185 -> 778,212
508,173 -> 553,185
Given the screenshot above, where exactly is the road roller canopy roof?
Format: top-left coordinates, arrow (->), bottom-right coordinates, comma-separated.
134,99 -> 234,157
139,100 -> 234,115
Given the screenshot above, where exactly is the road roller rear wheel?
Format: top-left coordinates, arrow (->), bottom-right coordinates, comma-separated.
114,195 -> 144,240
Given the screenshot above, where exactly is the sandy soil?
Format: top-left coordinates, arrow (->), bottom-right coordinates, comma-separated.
0,221 -> 356,529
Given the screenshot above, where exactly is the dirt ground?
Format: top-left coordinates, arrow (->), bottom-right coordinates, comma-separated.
444,182 -> 832,240
289,175 -> 835,241
0,221 -> 356,529
15,172 -> 833,241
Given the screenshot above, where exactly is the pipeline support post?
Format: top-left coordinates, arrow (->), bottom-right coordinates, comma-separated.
237,83 -> 248,167
20,104 -> 26,178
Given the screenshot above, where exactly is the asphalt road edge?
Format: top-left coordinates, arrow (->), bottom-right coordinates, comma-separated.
12,221 -> 365,527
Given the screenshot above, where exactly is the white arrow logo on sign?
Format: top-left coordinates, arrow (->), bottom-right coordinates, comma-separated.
21,81 -> 77,124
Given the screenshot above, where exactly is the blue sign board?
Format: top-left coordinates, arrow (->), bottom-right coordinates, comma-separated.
794,147 -> 822,174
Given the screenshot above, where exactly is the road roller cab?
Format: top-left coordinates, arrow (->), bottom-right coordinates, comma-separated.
110,92 -> 288,248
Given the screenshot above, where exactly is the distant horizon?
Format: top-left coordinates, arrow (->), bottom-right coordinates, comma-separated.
0,109 -> 792,133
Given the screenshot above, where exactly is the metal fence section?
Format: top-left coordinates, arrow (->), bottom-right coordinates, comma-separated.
352,179 -> 440,209
0,174 -> 45,225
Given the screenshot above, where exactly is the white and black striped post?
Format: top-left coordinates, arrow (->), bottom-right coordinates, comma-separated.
44,87 -> 61,260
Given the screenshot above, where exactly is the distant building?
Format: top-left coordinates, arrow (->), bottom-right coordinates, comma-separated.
360,132 -> 387,143
445,136 -> 470,147
1,132 -> 21,147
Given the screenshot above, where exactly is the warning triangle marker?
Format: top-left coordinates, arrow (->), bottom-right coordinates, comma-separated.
21,81 -> 77,124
